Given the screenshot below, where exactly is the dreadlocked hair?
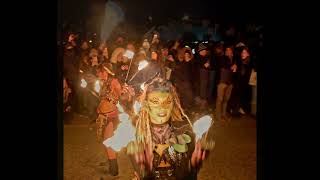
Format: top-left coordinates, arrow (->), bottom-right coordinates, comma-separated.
134,78 -> 193,151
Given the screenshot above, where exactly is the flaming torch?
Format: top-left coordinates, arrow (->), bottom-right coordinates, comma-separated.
103,106 -> 136,151
124,49 -> 135,82
193,115 -> 213,141
103,113 -> 136,151
128,60 -> 149,83
192,115 -> 215,150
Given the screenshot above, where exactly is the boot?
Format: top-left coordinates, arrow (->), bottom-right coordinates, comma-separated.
109,159 -> 119,176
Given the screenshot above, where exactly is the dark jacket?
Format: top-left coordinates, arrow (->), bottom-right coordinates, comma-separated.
197,54 -> 215,71
213,54 -> 225,82
237,57 -> 252,87
172,61 -> 193,83
115,61 -> 130,84
63,51 -> 78,81
217,56 -> 234,85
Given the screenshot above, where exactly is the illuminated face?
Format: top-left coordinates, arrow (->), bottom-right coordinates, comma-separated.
81,42 -> 89,50
178,52 -> 184,62
103,48 -> 108,58
241,49 -> 249,60
151,52 -> 158,60
117,53 -> 124,62
97,70 -> 108,80
199,50 -> 207,57
99,43 -> 106,51
225,48 -> 233,58
91,56 -> 98,66
143,41 -> 150,49
184,52 -> 192,62
127,44 -> 135,52
147,91 -> 174,125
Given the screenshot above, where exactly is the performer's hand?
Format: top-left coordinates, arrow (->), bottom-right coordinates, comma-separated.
231,64 -> 237,72
191,141 -> 207,167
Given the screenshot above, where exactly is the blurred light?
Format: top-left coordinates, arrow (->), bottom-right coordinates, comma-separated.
123,50 -> 135,59
103,112 -> 136,151
193,115 -> 213,141
140,82 -> 145,91
133,101 -> 141,115
89,40 -> 92,43
138,60 -> 149,70
192,49 -> 195,55
80,79 -> 87,88
94,80 -> 100,93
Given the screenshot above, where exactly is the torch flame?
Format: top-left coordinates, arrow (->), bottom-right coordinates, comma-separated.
193,115 -> 213,141
133,100 -> 141,115
94,80 -> 100,93
80,79 -> 87,88
103,112 -> 136,151
138,60 -> 149,70
140,82 -> 145,91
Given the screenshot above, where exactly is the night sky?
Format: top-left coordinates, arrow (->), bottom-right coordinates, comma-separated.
61,0 -> 261,25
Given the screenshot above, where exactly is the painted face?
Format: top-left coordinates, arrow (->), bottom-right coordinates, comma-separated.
147,91 -> 174,125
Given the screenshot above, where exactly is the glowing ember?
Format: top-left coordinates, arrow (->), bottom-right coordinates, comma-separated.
94,80 -> 100,93
103,112 -> 136,151
133,101 -> 141,115
138,60 -> 149,70
193,115 -> 213,141
80,79 -> 87,88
